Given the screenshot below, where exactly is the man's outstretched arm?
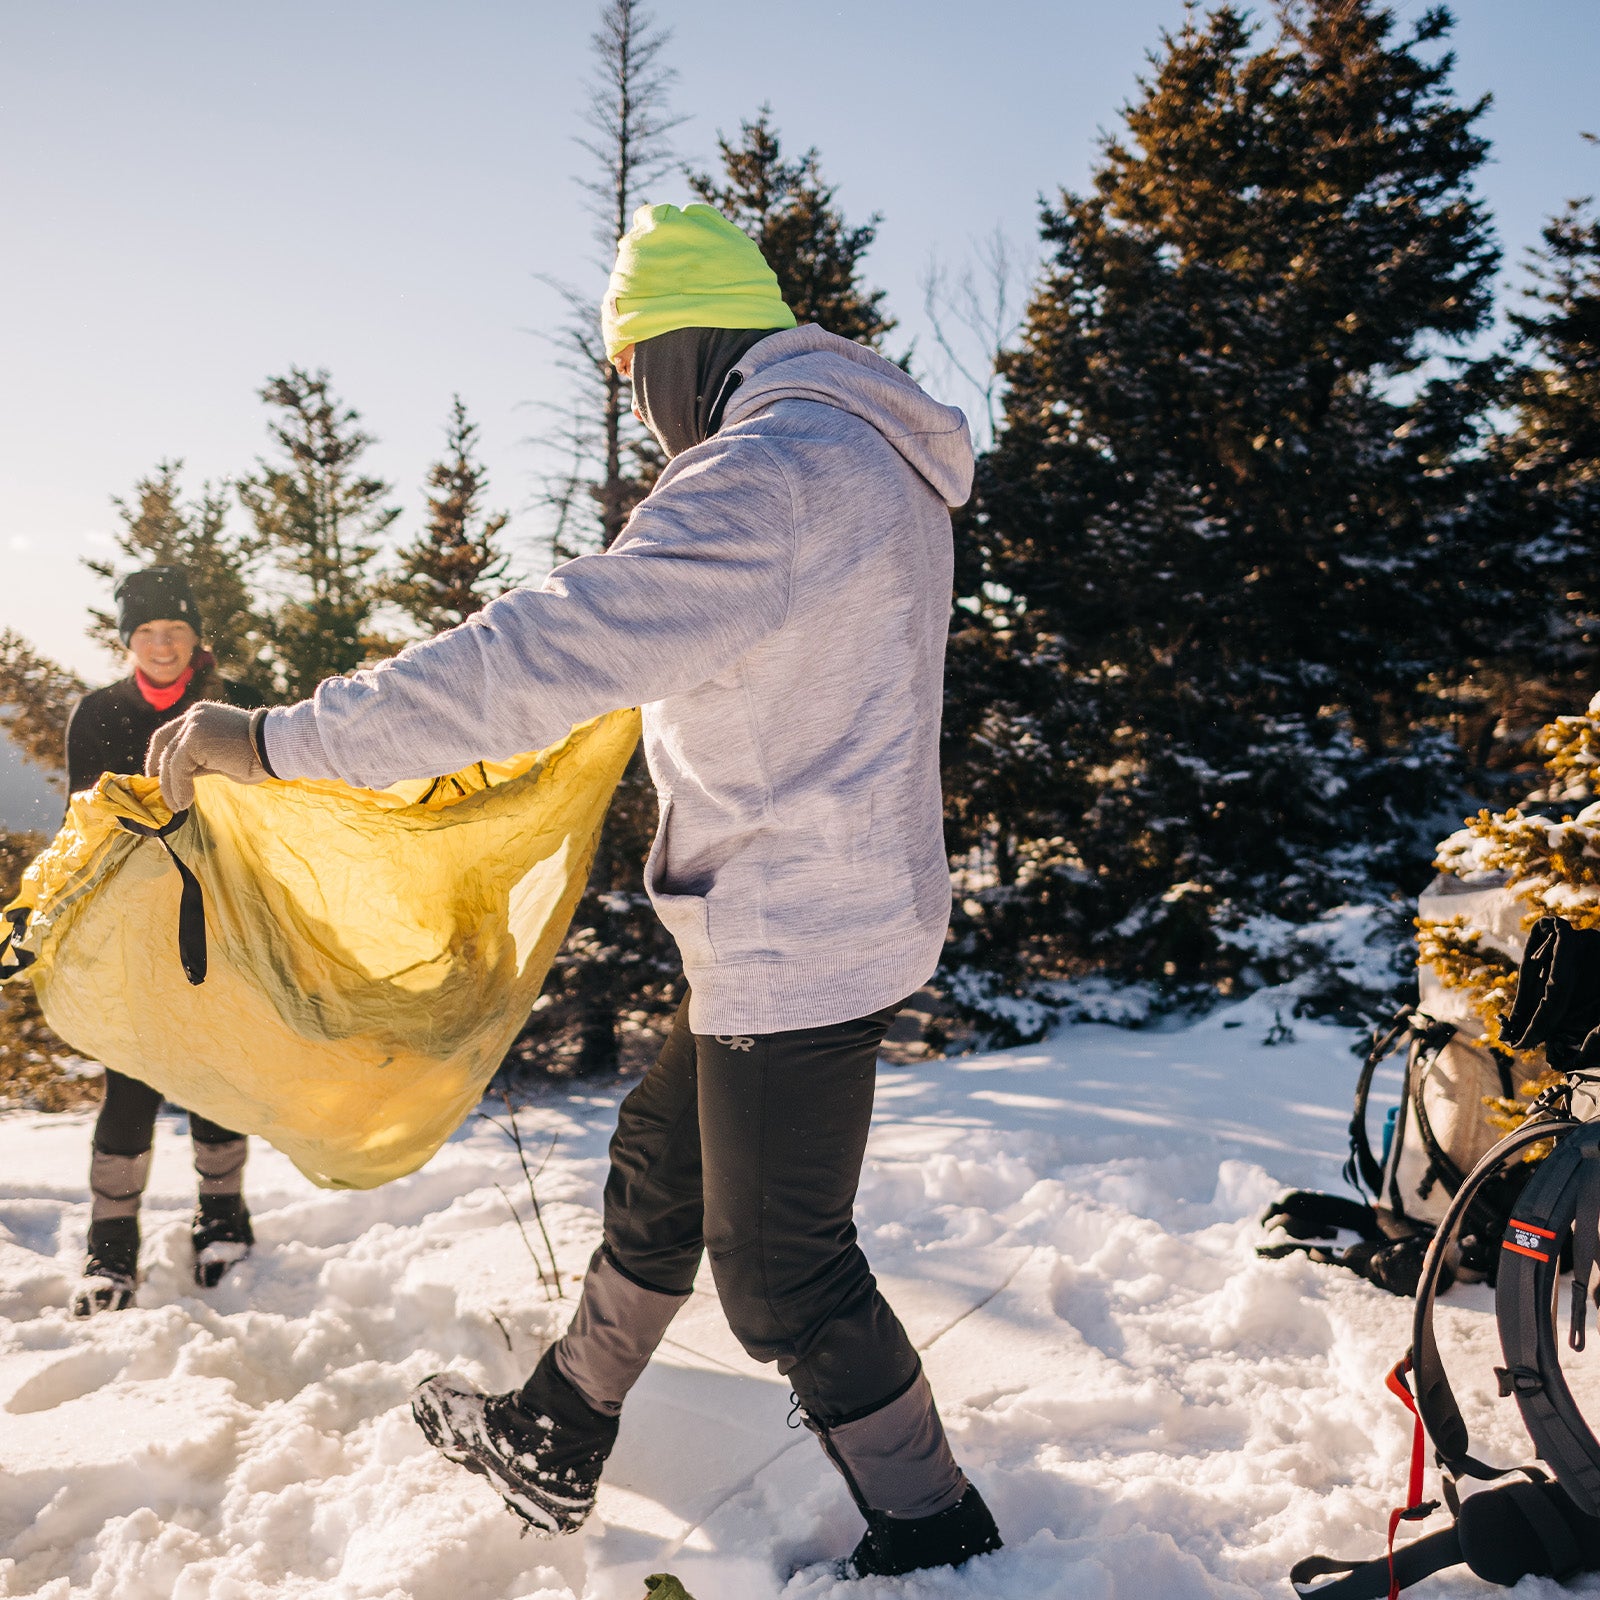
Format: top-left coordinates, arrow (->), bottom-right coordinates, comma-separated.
149,441 -> 793,806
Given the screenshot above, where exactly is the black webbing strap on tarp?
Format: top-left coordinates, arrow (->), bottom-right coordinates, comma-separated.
117,810 -> 207,986
0,906 -> 33,974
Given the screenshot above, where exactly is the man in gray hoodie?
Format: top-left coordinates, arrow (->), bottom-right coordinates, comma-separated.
148,202 -> 1003,1580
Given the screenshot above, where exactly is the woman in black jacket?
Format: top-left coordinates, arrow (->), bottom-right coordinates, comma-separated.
65,566 -> 261,1316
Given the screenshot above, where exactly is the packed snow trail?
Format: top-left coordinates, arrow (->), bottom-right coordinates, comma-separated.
3,987 -> 1597,1599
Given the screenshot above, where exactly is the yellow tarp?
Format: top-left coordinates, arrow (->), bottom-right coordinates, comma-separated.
1,709 -> 640,1189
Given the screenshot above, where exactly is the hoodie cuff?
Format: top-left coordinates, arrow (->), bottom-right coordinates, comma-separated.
259,703 -> 338,783
248,708 -> 279,778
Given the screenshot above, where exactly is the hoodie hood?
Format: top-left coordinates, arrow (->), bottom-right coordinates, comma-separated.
719,325 -> 975,508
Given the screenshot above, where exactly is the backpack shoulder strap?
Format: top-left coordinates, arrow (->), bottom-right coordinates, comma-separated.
1293,1476 -> 1600,1597
1290,1526 -> 1463,1598
1348,1005 -> 1424,1197
1407,1040 -> 1468,1198
1412,1117 -> 1568,1482
1260,1190 -> 1384,1243
1494,1119 -> 1600,1518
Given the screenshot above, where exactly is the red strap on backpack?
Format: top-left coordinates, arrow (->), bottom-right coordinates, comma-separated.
1383,1357 -> 1439,1600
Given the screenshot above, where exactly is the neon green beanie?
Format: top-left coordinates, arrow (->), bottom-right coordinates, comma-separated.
602,203 -> 796,361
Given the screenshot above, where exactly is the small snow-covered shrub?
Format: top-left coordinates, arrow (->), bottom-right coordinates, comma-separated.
1409,693 -> 1600,1125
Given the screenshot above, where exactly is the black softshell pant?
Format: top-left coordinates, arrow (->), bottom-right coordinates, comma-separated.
602,995 -> 916,1418
542,994 -> 968,1519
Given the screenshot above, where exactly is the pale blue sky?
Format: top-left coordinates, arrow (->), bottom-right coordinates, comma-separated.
2,0 -> 1597,689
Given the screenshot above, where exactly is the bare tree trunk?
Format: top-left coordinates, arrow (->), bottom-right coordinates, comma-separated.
602,364 -> 626,548
566,0 -> 681,1074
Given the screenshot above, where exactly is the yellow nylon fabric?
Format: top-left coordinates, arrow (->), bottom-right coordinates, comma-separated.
2,709 -> 640,1190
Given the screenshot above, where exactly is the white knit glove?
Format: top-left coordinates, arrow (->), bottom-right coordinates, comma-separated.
146,703 -> 270,812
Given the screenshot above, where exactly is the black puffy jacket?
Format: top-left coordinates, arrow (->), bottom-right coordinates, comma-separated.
65,661 -> 264,796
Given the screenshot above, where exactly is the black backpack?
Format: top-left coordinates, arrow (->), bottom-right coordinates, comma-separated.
1291,918 -> 1600,1597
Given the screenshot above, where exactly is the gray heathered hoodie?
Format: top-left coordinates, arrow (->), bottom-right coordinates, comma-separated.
263,325 -> 975,1034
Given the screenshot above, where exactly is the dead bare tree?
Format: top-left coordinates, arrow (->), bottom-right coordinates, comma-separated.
519,0 -> 688,1078
479,1087 -> 564,1301
532,0 -> 685,562
921,228 -> 1034,450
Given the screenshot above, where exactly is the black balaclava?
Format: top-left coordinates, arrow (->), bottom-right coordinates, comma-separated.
630,326 -> 778,458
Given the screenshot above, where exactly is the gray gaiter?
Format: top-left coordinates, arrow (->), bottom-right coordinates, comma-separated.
630,326 -> 777,458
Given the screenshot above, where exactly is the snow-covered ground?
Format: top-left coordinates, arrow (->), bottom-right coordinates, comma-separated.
2,987 -> 1591,1599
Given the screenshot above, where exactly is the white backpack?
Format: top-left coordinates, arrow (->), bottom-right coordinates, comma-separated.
1369,870 -> 1529,1229
1261,870 -> 1545,1293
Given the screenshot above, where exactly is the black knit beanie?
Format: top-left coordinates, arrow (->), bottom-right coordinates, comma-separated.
114,566 -> 203,645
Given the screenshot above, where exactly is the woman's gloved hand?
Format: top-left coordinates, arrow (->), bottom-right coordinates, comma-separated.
146,703 -> 270,811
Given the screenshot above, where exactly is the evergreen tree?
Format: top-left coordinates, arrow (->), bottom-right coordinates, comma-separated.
1490,201 -> 1600,723
1507,201 -> 1600,517
950,0 -> 1501,1017
386,398 -> 512,636
84,461 -> 272,694
238,369 -> 399,700
0,631 -> 87,778
688,108 -> 894,349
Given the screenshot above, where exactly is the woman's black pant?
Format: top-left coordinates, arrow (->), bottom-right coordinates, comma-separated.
94,1068 -> 241,1155
88,1070 -> 248,1228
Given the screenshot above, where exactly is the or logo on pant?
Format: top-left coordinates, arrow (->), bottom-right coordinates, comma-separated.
716,1035 -> 755,1052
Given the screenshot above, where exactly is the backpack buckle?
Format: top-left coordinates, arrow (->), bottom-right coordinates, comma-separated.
1495,1364 -> 1544,1397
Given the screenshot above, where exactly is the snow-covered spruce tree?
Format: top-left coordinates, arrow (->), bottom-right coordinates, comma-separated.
947,0 -> 1502,1027
1417,694 -> 1600,1124
687,108 -> 894,350
238,369 -> 400,701
85,462 -> 273,697
384,398 -> 512,637
1508,201 -> 1600,599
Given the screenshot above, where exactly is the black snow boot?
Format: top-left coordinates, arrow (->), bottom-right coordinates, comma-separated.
843,1484 -> 1004,1579
192,1194 -> 254,1287
411,1346 -> 619,1535
73,1216 -> 140,1318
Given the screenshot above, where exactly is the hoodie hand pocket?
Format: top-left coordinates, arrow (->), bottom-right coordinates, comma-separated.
642,795 -> 713,964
